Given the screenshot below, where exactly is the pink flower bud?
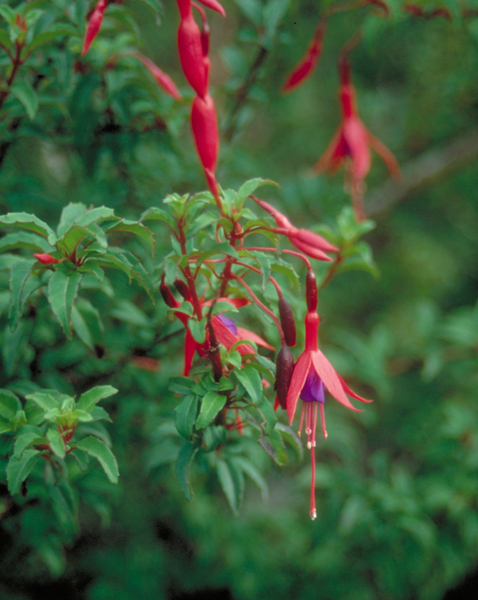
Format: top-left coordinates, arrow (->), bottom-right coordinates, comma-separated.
34,253 -> 59,265
191,94 -> 219,174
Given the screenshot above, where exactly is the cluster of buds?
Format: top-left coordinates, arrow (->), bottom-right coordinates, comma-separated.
175,0 -> 225,204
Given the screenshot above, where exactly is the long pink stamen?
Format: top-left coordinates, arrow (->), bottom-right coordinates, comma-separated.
312,402 -> 318,448
319,402 -> 328,439
310,434 -> 317,520
298,403 -> 305,436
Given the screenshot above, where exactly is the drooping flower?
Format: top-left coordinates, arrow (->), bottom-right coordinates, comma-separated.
281,20 -> 327,94
82,0 -> 109,56
284,271 -> 372,519
310,57 -> 400,221
251,196 -> 338,261
133,53 -> 182,101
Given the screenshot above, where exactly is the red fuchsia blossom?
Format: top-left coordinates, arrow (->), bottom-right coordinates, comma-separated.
283,270 -> 372,519
82,0 -> 109,56
251,196 -> 339,261
191,94 -> 219,176
282,20 -> 327,94
311,57 -> 400,221
34,253 -> 59,265
133,53 -> 182,101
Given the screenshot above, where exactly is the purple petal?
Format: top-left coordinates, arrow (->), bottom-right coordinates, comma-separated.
216,314 -> 237,335
300,370 -> 325,403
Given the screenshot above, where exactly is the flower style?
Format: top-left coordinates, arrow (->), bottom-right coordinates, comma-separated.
251,196 -> 338,261
310,57 -> 400,221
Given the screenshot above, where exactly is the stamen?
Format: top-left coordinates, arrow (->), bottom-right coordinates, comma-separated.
310,427 -> 316,522
319,402 -> 328,439
307,441 -> 312,450
310,508 -> 317,520
298,403 -> 305,436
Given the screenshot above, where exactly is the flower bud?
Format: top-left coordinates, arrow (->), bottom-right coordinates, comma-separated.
278,297 -> 296,347
34,253 -> 59,265
160,279 -> 179,308
306,269 -> 318,312
174,278 -> 191,300
275,346 -> 295,410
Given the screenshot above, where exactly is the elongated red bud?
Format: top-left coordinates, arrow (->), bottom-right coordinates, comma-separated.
306,270 -> 318,312
282,20 -> 327,94
191,1 -> 210,56
174,278 -> 191,300
278,297 -> 296,347
82,0 -> 108,56
34,253 -> 59,265
160,279 -> 179,308
134,53 -> 182,101
191,94 -> 219,174
275,346 -> 295,410
177,12 -> 208,98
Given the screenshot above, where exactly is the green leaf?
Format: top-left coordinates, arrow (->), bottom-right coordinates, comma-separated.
276,422 -> 303,460
74,207 -> 115,228
250,251 -> 271,291
186,210 -> 220,238
110,299 -> 150,327
263,0 -> 290,39
23,23 -> 80,56
233,456 -> 268,500
10,81 -> 39,120
140,207 -> 176,230
194,242 -> 238,269
189,317 -> 207,344
217,458 -> 244,515
56,225 -> 100,255
175,442 -> 197,501
76,386 -> 118,412
175,395 -> 199,440
169,376 -> 195,396
25,392 -> 60,412
195,391 -> 227,429
13,427 -> 44,459
106,220 -> 155,253
2,320 -> 31,376
0,231 -> 54,253
70,449 -> 90,471
235,365 -> 263,404
232,0 -> 263,26
7,448 -> 41,495
57,203 -> 87,237
236,178 -> 278,210
90,406 -> 112,423
258,428 -> 287,466
8,259 -> 36,330
0,5 -> 16,25
76,436 -> 119,484
0,212 -> 56,241
47,428 -> 65,459
47,269 -> 83,339
0,389 -> 22,419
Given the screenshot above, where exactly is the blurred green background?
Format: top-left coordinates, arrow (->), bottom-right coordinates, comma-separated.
1,0 -> 478,599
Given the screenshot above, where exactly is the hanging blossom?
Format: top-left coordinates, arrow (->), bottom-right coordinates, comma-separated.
160,278 -> 272,376
311,56 -> 400,221
282,270 -> 372,520
281,19 -> 327,94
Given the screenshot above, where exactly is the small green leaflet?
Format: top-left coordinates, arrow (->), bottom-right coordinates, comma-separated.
216,458 -> 244,515
76,436 -> 119,484
9,81 -> 38,120
235,366 -> 263,404
76,386 -> 118,412
175,395 -> 199,439
175,442 -> 197,501
0,213 -> 56,241
47,428 -> 66,459
0,231 -> 54,253
25,391 -> 60,412
47,269 -> 83,339
7,448 -> 41,495
0,389 -> 22,419
195,391 -> 227,429
8,259 -> 36,330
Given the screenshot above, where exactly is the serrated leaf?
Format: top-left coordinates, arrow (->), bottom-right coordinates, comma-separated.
47,269 -> 82,339
25,392 -> 60,412
235,365 -> 263,404
276,422 -> 303,460
7,449 -> 41,495
0,389 -> 22,419
76,386 -> 118,413
56,225 -> 100,255
76,436 -> 119,484
175,395 -> 199,440
71,304 -> 93,350
0,231 -> 54,253
70,449 -> 90,471
72,297 -> 104,351
250,251 -> 271,291
140,207 -> 176,230
13,428 -> 44,459
194,242 -> 238,269
47,428 -> 65,459
106,220 -> 155,253
175,442 -> 197,501
8,259 -> 36,330
57,203 -> 87,237
271,259 -> 300,292
0,212 -> 56,240
10,81 -> 39,120
195,391 -> 227,429
2,320 -> 30,376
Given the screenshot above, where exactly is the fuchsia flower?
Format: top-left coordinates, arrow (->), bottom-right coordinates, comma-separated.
284,271 -> 372,519
251,196 -> 338,261
311,57 -> 400,220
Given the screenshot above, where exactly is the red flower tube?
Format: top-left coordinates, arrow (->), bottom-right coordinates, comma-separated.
82,0 -> 108,56
191,93 -> 219,174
